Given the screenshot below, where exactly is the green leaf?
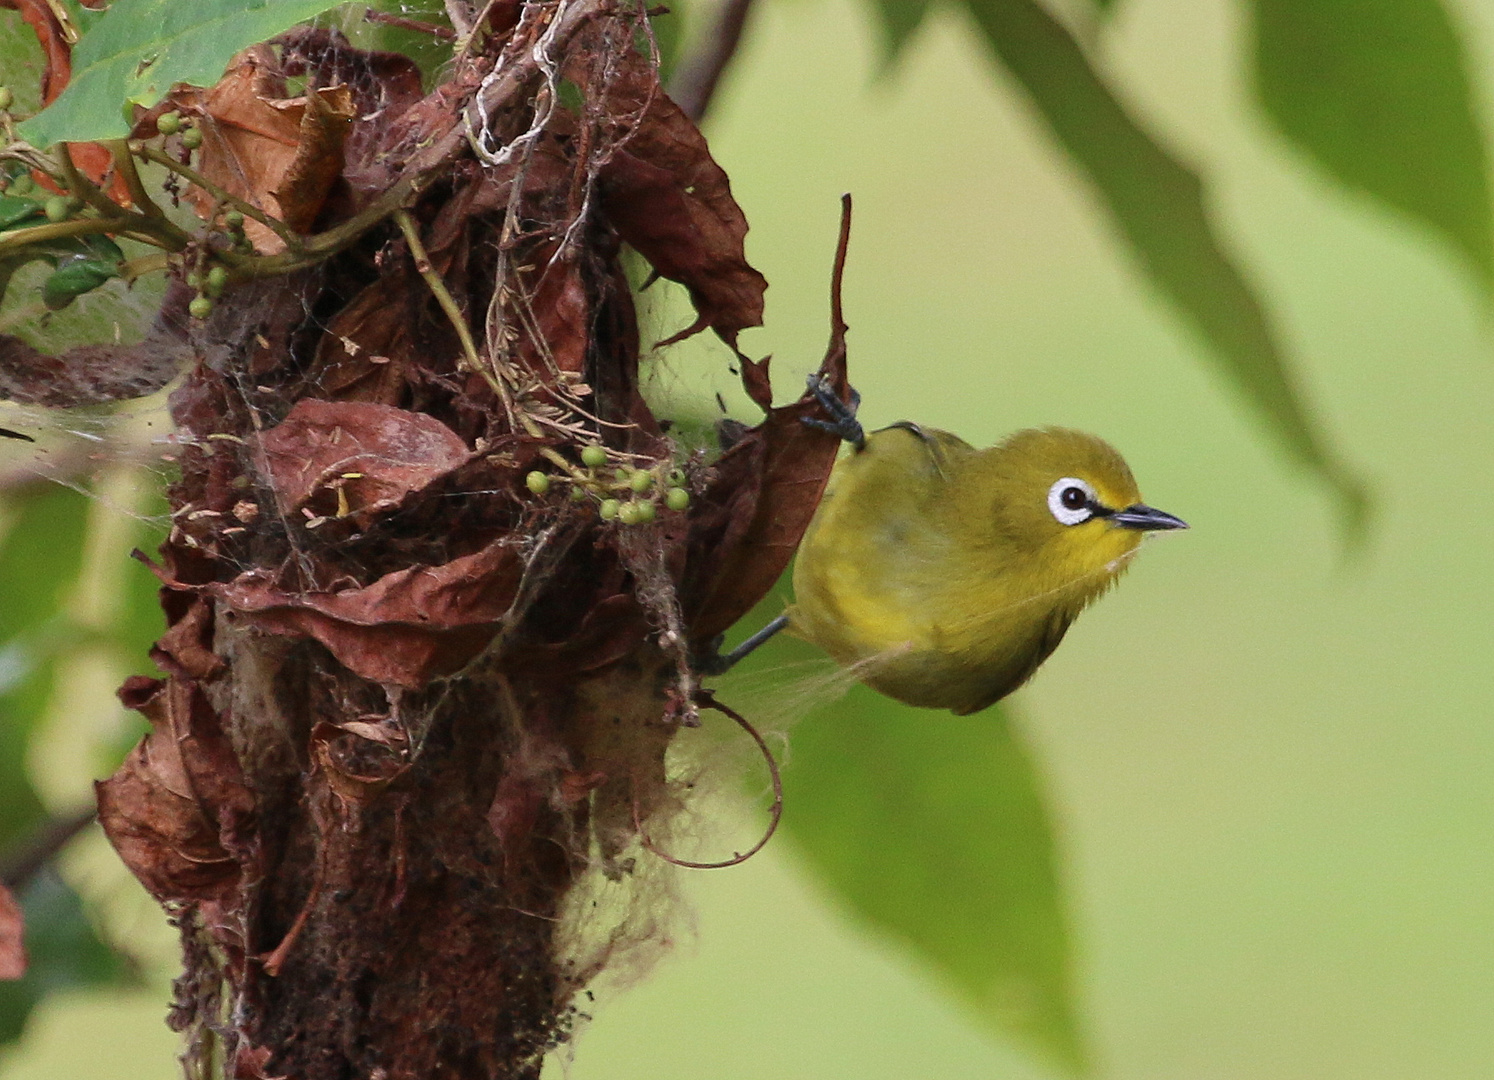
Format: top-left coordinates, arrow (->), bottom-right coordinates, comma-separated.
0,871 -> 128,1046
784,687 -> 1085,1073
961,0 -> 1366,530
18,0 -> 348,147
40,258 -> 116,311
0,197 -> 44,232
0,486 -> 90,848
1252,0 -> 1492,290
0,486 -> 89,647
867,0 -> 934,67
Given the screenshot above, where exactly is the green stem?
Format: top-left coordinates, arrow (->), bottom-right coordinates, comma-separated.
132,142 -> 305,253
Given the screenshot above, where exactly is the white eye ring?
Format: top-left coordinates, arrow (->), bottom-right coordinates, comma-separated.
1048,477 -> 1096,526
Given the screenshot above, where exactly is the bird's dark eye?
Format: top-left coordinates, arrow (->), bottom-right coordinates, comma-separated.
1047,477 -> 1097,525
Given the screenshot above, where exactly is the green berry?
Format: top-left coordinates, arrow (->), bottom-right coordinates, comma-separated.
156,111 -> 181,136
629,469 -> 653,493
525,470 -> 550,495
581,444 -> 607,468
180,126 -> 202,151
189,296 -> 213,320
668,468 -> 687,487
184,271 -> 202,289
0,87 -> 13,112
633,500 -> 656,524
568,484 -> 588,502
665,487 -> 690,512
206,265 -> 228,290
618,501 -> 642,525
598,498 -> 620,521
223,210 -> 244,230
43,195 -> 69,222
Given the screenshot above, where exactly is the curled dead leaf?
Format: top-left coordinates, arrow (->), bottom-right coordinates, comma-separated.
310,719 -> 410,806
599,79 -> 766,346
681,199 -> 854,641
178,49 -> 355,252
99,677 -> 256,907
211,536 -> 524,689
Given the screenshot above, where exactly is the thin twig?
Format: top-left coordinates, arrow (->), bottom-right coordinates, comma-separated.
666,0 -> 757,122
393,208 -> 510,405
0,807 -> 97,891
632,693 -> 783,870
132,143 -> 303,253
55,143 -> 125,219
106,139 -> 161,217
363,7 -> 457,39
0,214 -> 137,254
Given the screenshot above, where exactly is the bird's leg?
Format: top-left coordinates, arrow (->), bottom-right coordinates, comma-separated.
694,614 -> 790,676
696,374 -> 857,677
801,373 -> 865,451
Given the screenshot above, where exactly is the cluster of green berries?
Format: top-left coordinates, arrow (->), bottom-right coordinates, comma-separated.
185,262 -> 229,319
156,111 -> 202,151
523,444 -> 692,523
186,212 -> 248,319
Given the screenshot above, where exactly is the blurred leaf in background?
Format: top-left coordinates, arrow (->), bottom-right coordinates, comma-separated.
1252,0 -> 1492,292
956,0 -> 1367,530
785,687 -> 1081,1073
0,485 -> 129,1048
727,581 -> 1082,1074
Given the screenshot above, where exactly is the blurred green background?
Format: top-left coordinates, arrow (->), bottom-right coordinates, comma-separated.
5,0 -> 1494,1077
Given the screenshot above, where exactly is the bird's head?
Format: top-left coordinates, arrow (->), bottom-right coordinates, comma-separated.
971,427 -> 1187,578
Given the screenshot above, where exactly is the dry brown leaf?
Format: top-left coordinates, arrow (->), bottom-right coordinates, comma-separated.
252,398 -> 471,519
591,66 -> 766,347
0,883 -> 25,981
99,677 -> 256,906
211,537 -> 525,688
180,51 -> 355,252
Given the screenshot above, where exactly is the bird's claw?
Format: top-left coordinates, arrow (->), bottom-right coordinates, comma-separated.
801,373 -> 864,449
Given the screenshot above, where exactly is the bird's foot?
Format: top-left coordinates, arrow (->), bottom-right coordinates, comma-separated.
692,614 -> 791,676
801,373 -> 864,450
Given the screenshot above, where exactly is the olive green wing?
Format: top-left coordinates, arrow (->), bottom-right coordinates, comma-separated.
952,606 -> 1078,716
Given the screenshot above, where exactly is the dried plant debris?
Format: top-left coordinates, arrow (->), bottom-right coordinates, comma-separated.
4,3 -> 855,1077
0,884 -> 25,981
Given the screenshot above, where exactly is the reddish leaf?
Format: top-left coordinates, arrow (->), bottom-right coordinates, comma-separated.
252,398 -> 471,520
210,537 -> 524,688
0,0 -> 70,103
99,677 -> 255,907
682,198 -> 854,640
0,883 -> 25,981
591,65 -> 766,346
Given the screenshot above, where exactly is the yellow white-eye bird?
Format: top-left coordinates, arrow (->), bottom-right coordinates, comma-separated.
707,378 -> 1186,714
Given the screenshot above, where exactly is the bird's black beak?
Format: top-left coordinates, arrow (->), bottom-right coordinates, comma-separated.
1110,503 -> 1188,531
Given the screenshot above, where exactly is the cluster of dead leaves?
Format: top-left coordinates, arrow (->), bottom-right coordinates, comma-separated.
3,1 -> 854,1069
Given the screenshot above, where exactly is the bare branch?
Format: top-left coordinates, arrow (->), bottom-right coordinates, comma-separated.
0,808 -> 97,892
666,0 -> 757,123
